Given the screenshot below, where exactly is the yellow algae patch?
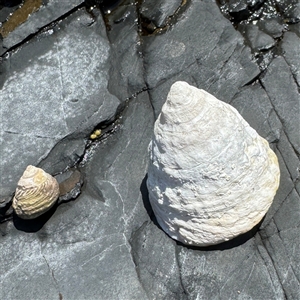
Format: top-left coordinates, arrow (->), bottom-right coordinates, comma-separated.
90,129 -> 102,140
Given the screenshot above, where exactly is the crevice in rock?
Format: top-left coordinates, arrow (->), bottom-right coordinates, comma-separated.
174,246 -> 189,298
295,185 -> 300,198
129,221 -> 188,299
214,41 -> 239,79
281,54 -> 300,88
268,216 -> 285,245
261,188 -> 294,230
42,254 -> 62,297
255,236 -> 287,299
133,2 -> 155,115
0,2 -> 86,57
136,0 -> 190,36
276,145 -> 299,184
290,264 -> 300,285
260,224 -> 300,240
79,87 -> 149,167
128,221 -> 152,299
241,71 -> 264,86
265,107 -> 281,143
270,218 -> 300,289
147,59 -> 198,92
3,130 -> 61,139
259,79 -> 300,156
85,0 -> 124,15
215,0 -> 299,76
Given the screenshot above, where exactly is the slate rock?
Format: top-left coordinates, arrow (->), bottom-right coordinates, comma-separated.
139,0 -> 182,28
106,3 -> 146,101
261,219 -> 300,299
0,91 -> 153,299
257,18 -> 285,39
178,235 -> 286,299
281,31 -> 300,86
0,0 -> 299,299
289,21 -> 300,35
0,0 -> 84,54
261,56 -> 300,153
227,0 -> 250,21
143,0 -> 260,116
230,84 -> 281,143
130,221 -> 186,299
276,132 -> 300,182
239,23 -> 275,51
0,9 -> 120,197
261,149 -> 295,227
280,1 -> 300,24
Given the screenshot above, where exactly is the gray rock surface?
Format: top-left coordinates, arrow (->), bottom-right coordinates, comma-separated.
106,2 -> 146,101
0,0 -> 84,55
278,0 -> 300,24
0,9 -> 120,197
230,84 -> 282,143
257,18 -> 285,39
139,0 -> 182,28
261,56 -> 300,152
143,0 -> 260,116
0,0 -> 299,299
239,23 -> 275,51
281,31 -> 300,86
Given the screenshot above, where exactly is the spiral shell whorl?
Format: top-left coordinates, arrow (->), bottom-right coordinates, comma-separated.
147,81 -> 280,246
12,165 -> 60,219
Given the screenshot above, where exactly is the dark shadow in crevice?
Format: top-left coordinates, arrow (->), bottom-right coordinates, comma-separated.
0,196 -> 13,223
85,0 -> 123,13
141,173 -> 264,251
0,0 -> 22,7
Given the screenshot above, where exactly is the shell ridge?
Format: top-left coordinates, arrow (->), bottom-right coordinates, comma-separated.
12,166 -> 60,219
147,81 -> 280,246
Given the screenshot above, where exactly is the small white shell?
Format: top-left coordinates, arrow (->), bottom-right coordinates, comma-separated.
147,81 -> 280,247
12,165 -> 60,219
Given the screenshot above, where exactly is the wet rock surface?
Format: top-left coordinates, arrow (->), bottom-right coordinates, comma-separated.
0,0 -> 299,299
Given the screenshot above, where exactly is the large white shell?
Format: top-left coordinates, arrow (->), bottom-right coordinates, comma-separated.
12,165 -> 60,219
147,81 -> 280,247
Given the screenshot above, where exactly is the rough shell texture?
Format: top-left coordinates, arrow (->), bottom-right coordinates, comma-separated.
147,81 -> 280,247
12,165 -> 60,219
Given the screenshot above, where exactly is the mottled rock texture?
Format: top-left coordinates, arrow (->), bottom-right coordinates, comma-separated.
0,9 -> 119,196
0,0 -> 299,299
